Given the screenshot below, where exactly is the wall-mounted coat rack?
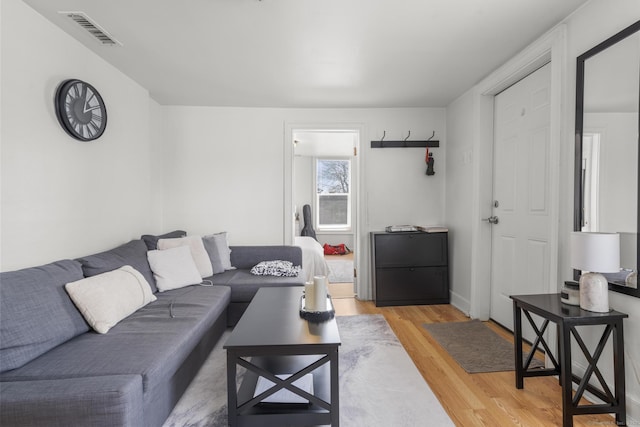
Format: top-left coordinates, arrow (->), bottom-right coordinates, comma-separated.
370,130 -> 439,148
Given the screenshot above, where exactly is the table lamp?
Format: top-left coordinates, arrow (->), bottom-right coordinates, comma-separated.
570,232 -> 620,312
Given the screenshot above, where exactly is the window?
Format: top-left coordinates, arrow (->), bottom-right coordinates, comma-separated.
316,158 -> 351,230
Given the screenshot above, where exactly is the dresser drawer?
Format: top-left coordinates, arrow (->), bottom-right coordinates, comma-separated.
375,266 -> 449,306
374,232 -> 447,267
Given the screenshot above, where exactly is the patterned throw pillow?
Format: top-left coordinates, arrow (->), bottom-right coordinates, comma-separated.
250,260 -> 301,277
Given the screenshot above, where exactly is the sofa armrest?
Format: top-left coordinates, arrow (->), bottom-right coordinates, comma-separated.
229,246 -> 303,269
0,375 -> 143,427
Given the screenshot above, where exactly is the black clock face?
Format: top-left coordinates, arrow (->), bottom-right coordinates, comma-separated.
55,79 -> 107,141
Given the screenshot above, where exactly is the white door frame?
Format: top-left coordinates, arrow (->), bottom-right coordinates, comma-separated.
283,122 -> 367,298
469,25 -> 566,320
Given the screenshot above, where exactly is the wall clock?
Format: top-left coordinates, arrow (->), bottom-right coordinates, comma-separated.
55,79 -> 107,141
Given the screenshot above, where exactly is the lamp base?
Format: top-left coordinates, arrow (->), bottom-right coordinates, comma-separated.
579,272 -> 610,313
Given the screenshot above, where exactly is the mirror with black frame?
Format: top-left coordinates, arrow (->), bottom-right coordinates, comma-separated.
574,20 -> 640,297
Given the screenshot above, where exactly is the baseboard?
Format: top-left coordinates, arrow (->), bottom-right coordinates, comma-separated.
449,291 -> 470,317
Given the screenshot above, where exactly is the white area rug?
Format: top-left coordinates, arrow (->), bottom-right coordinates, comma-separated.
163,314 -> 453,427
326,257 -> 354,283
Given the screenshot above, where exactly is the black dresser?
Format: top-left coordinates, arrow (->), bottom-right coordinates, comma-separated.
370,231 -> 449,307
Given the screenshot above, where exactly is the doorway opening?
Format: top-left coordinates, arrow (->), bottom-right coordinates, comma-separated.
581,132 -> 601,232
289,128 -> 359,298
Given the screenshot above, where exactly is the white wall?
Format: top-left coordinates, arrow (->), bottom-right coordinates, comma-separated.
585,112 -> 637,233
0,0 -> 162,270
161,107 -> 446,240
445,91 -> 476,313
446,0 -> 640,419
160,107 -> 446,299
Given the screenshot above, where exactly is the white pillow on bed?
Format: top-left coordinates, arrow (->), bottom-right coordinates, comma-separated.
65,265 -> 156,334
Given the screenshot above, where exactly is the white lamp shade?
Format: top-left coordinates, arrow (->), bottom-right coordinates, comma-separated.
570,232 -> 620,273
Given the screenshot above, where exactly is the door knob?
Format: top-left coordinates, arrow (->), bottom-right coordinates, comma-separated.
483,216 -> 499,224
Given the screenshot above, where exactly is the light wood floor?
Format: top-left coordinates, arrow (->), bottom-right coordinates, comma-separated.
332,299 -> 618,427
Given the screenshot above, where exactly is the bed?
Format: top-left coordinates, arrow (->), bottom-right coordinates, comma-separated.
294,236 -> 330,282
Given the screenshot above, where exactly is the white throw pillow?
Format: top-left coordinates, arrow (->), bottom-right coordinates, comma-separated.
157,235 -> 214,278
202,231 -> 234,271
147,245 -> 202,292
65,265 -> 157,334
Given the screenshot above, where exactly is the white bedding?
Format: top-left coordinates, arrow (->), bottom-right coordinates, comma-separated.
294,236 -> 329,282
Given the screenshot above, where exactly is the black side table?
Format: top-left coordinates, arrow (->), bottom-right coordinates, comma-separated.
510,293 -> 628,427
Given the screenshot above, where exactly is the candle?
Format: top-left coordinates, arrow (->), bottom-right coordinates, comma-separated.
313,275 -> 327,311
304,282 -> 315,311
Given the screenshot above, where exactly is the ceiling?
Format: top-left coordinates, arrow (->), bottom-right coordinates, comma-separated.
23,0 -> 590,108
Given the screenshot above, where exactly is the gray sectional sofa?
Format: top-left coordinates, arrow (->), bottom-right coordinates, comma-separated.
0,233 -> 304,427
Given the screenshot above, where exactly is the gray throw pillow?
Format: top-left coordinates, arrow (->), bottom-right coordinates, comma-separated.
202,232 -> 234,272
202,235 -> 225,275
77,239 -> 157,293
141,230 -> 187,250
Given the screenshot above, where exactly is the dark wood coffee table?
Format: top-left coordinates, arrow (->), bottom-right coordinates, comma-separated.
224,287 -> 341,427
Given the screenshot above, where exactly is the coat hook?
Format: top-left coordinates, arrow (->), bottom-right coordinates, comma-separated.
427,131 -> 435,141
404,131 -> 411,141
380,130 -> 386,142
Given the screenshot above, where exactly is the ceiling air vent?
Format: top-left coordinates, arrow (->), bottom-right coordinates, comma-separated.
59,11 -> 122,46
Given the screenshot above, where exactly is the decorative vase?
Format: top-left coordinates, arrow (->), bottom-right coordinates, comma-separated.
579,272 -> 609,313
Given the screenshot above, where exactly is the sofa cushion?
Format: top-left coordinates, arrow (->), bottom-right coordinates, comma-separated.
157,236 -> 213,278
65,266 -> 157,334
147,246 -> 202,292
201,235 -> 225,274
0,260 -> 88,373
0,285 -> 231,396
229,245 -> 302,270
0,375 -> 144,427
203,232 -> 233,270
205,269 -> 238,286
77,239 -> 158,293
141,230 -> 187,251
209,269 -> 303,303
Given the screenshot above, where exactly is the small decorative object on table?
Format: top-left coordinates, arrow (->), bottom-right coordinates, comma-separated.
300,295 -> 335,322
300,275 -> 335,322
560,281 -> 580,306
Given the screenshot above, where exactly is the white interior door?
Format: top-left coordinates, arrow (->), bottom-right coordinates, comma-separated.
490,63 -> 552,331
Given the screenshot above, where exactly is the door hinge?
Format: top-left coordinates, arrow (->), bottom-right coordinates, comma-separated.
354,268 -> 357,278
353,147 -> 357,156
